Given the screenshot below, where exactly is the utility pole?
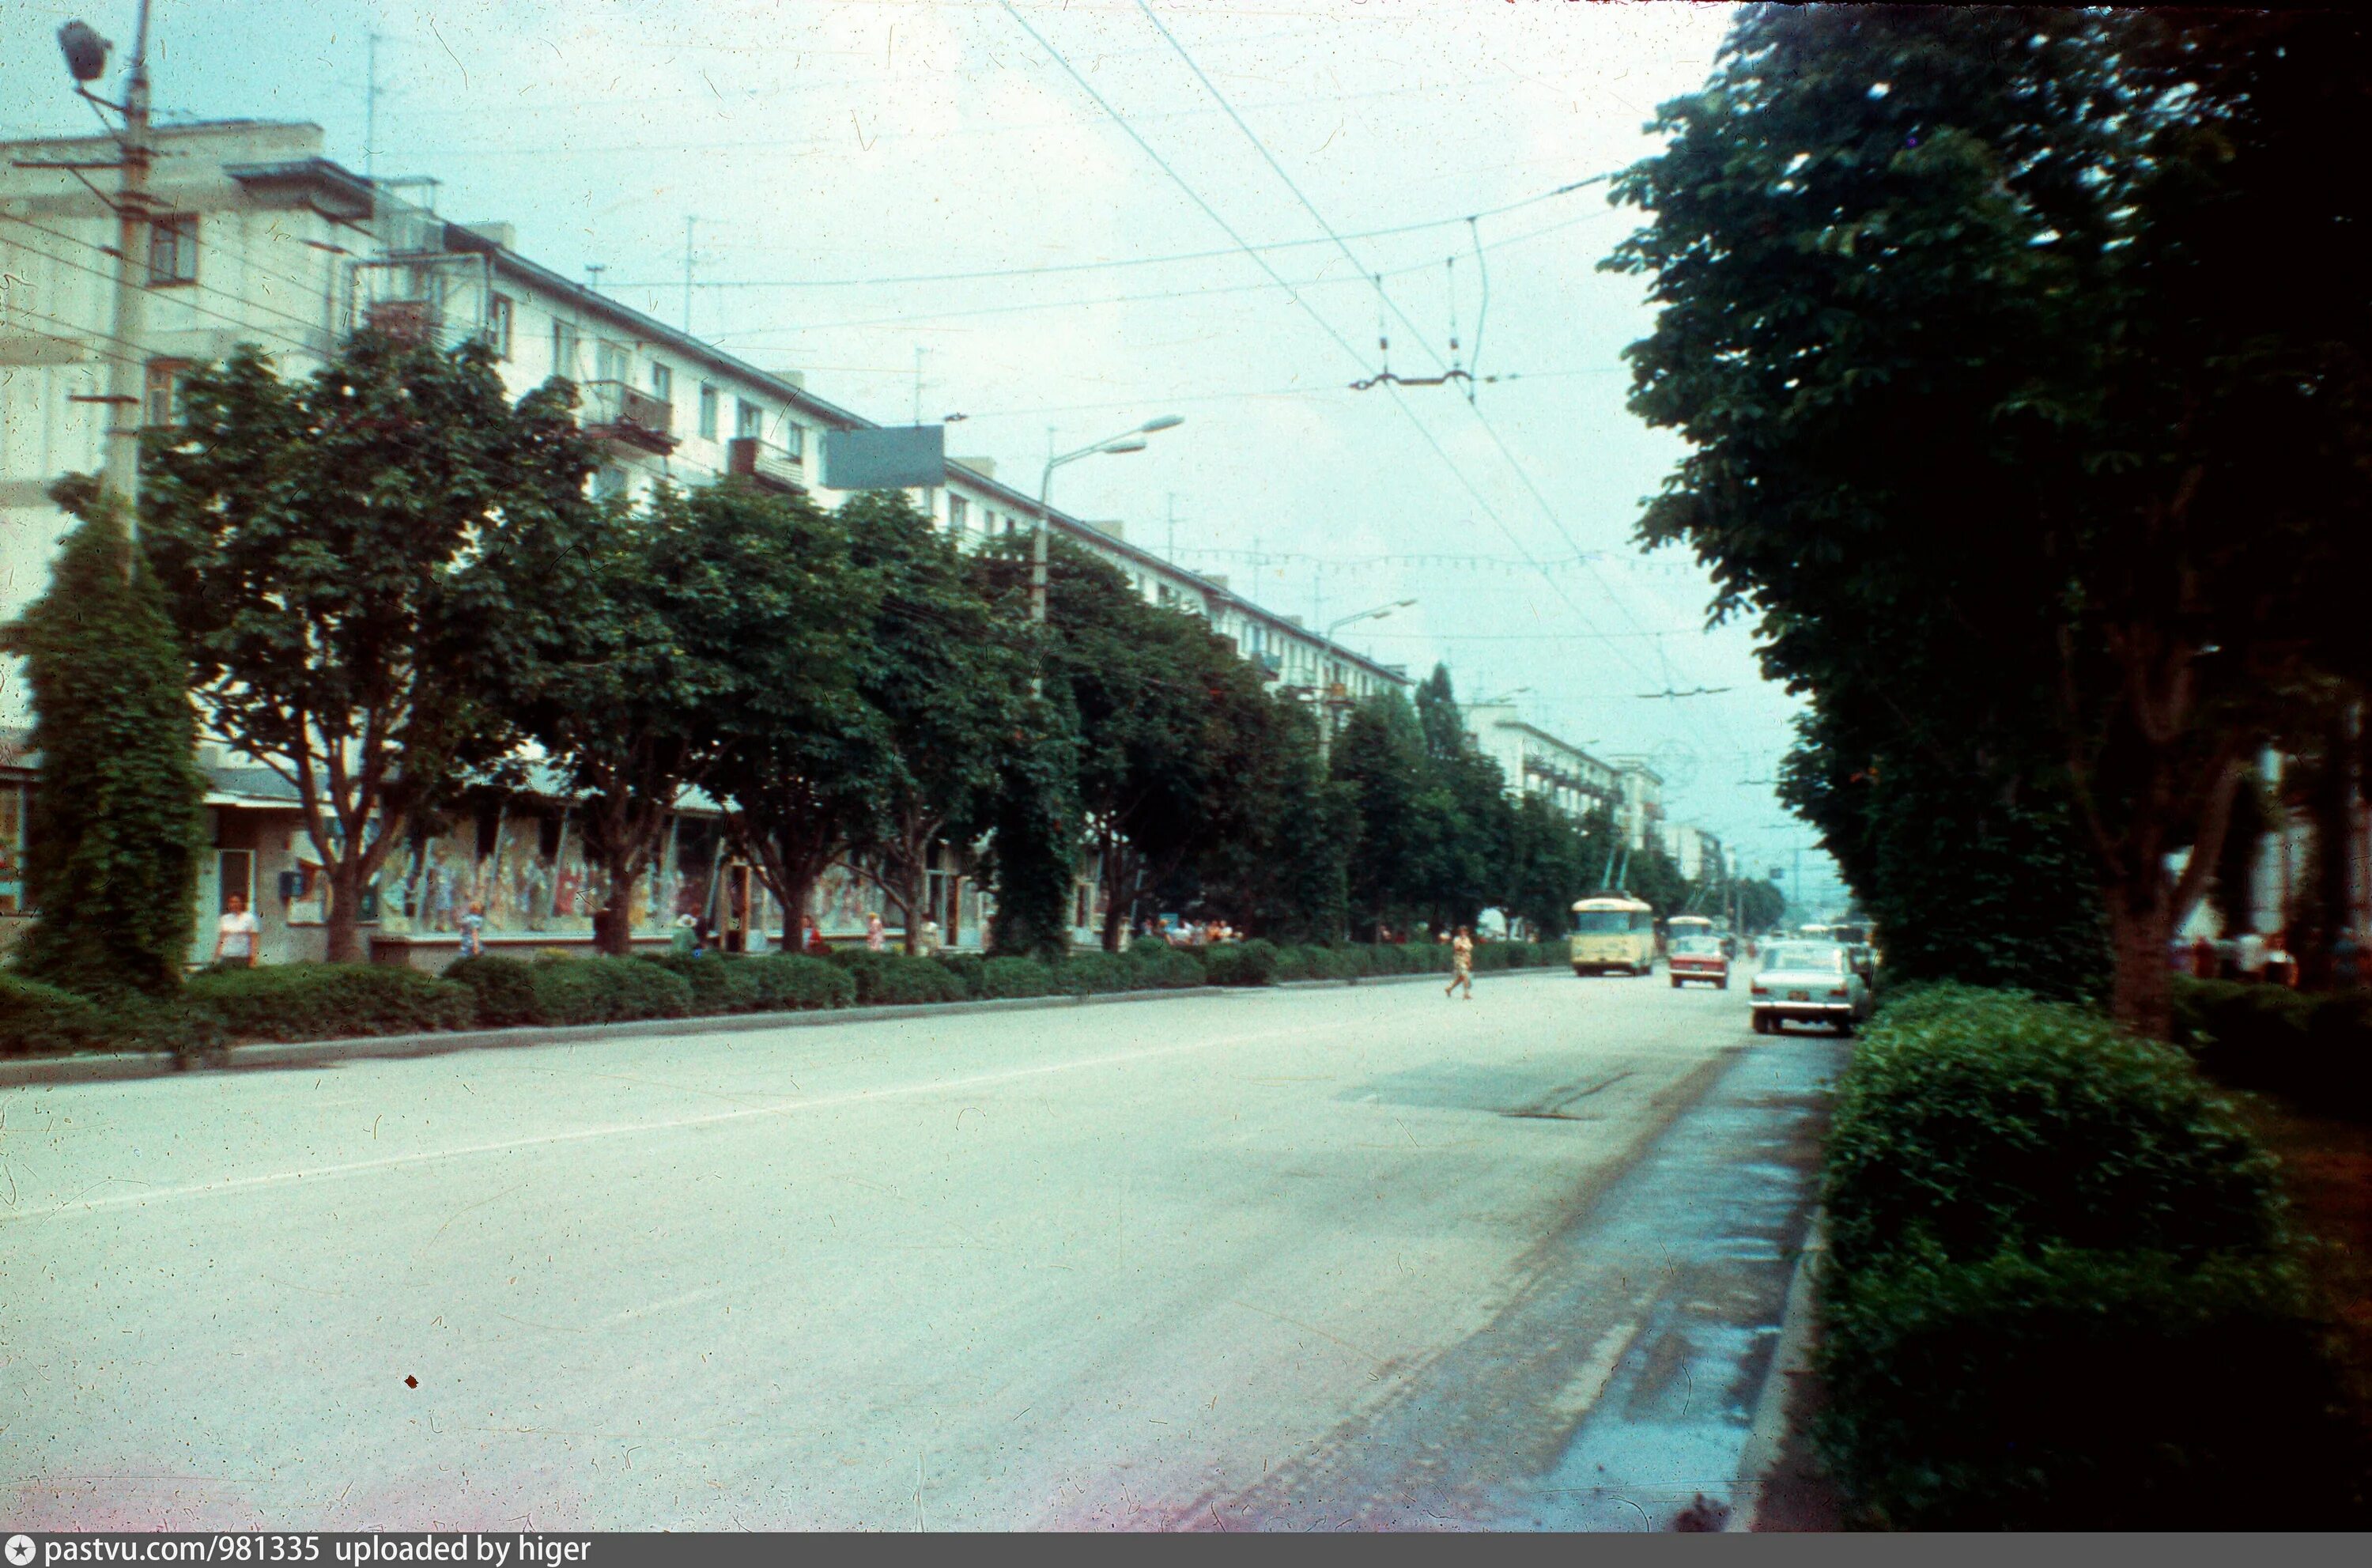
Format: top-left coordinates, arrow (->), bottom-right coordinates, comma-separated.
682,216 -> 696,334
86,3 -> 155,547
364,30 -> 382,186
1165,492 -> 1178,564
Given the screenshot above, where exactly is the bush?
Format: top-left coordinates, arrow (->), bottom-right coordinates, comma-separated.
1201,938 -> 1282,987
444,954 -> 542,1027
1819,1245 -> 2365,1528
825,949 -> 968,1006
1822,983 -> 2284,1273
1814,983 -> 2364,1528
2171,975 -> 2372,1113
639,951 -> 769,1014
187,962 -> 478,1041
933,953 -> 987,999
980,956 -> 1056,999
1130,946 -> 1207,989
1053,951 -> 1139,996
0,971 -> 105,1055
528,957 -> 693,1026
743,954 -> 855,1011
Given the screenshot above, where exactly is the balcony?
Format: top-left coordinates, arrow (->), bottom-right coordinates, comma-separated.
726,436 -> 806,495
1253,651 -> 1283,680
581,381 -> 677,455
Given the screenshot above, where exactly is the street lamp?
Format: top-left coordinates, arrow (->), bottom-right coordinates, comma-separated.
1475,685 -> 1534,706
1324,598 -> 1416,641
1032,414 -> 1182,624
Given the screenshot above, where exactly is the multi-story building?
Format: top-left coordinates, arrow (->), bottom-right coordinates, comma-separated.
1660,822 -> 1724,885
1606,758 -> 1668,855
1459,702 -> 1619,821
0,119 -> 1405,965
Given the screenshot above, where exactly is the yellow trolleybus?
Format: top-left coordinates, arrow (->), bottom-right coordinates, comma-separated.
1569,894 -> 1656,977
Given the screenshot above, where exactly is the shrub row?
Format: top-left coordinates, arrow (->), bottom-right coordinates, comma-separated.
1,935 -> 1564,1056
2170,975 -> 2372,1115
1815,983 -> 2366,1528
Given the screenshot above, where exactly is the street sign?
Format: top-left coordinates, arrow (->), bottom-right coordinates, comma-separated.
821,424 -> 946,490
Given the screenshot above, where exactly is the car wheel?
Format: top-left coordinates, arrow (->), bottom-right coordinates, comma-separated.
1836,1018 -> 1856,1038
1718,977 -> 1729,991
1670,975 -> 1683,989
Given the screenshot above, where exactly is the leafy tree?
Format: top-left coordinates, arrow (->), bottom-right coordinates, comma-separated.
0,483 -> 207,996
1605,6 -> 2372,1033
142,334 -> 600,962
974,536 -> 1270,952
833,493 -> 1029,952
1194,694 -> 1358,943
1735,875 -> 1788,936
1331,692 -> 1433,937
522,481 -> 867,954
1501,792 -> 1594,940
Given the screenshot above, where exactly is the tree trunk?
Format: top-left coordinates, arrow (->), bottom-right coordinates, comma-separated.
2104,880 -> 2175,1041
1098,833 -> 1134,954
596,845 -> 641,956
2302,705 -> 2356,991
326,858 -> 364,964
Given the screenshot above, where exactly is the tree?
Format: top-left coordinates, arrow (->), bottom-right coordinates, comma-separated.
1501,792 -> 1594,940
0,483 -> 207,996
1194,695 -> 1358,943
835,493 -> 1029,953
1332,692 -> 1433,937
975,536 -> 1271,952
1606,6 -> 2372,1033
523,481 -> 866,954
142,334 -> 600,962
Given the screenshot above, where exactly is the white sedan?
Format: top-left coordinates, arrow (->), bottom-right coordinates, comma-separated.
1751,943 -> 1872,1036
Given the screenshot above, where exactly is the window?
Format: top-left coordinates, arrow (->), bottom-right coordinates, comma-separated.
735,399 -> 763,440
551,320 -> 580,380
595,342 -> 631,384
487,295 -> 514,359
651,363 -> 673,404
147,213 -> 198,285
947,495 -> 968,532
144,358 -> 190,427
593,465 -> 628,500
782,423 -> 804,460
698,383 -> 719,440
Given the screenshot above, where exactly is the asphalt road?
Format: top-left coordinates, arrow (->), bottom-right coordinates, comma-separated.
1,963 -> 1846,1531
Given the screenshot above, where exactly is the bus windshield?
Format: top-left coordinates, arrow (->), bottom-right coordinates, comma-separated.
1573,909 -> 1637,935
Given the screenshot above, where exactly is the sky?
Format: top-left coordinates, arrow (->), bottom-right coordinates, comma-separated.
2,0 -> 1849,911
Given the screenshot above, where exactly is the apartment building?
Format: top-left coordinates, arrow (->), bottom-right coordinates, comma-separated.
0,120 -> 1405,964
1459,703 -> 1621,820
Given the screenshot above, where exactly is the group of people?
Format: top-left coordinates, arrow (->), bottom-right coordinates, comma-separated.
1140,916 -> 1241,947
2176,928 -> 2367,988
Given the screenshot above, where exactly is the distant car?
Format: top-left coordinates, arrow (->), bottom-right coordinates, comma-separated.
1751,943 -> 1872,1036
1668,935 -> 1731,990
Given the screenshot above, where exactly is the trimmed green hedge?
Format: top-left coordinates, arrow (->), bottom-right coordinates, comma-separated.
980,956 -> 1056,999
1201,938 -> 1282,987
0,972 -> 104,1055
2171,975 -> 2372,1114
1823,984 -> 2283,1272
1815,983 -> 2365,1528
742,954 -> 855,1011
186,962 -> 478,1041
444,954 -> 541,1027
824,949 -> 968,1005
528,956 -> 693,1026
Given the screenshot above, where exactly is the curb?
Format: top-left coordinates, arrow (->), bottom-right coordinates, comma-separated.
1728,1207 -> 1830,1532
0,964 -> 1569,1090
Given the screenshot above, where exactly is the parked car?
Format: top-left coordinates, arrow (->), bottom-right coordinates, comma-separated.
1751,943 -> 1872,1035
1668,935 -> 1731,990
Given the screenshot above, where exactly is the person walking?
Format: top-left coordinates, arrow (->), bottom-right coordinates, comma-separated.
866,911 -> 887,953
1446,924 -> 1475,1001
458,901 -> 488,961
213,893 -> 260,969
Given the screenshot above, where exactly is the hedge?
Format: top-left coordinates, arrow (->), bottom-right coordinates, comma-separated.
528,957 -> 693,1026
1815,984 -> 2365,1528
1822,984 -> 2284,1272
0,972 -> 105,1055
932,952 -> 987,999
2170,975 -> 2372,1114
1819,1245 -> 2363,1528
184,963 -> 478,1041
640,951 -> 770,1014
1200,938 -> 1282,987
444,954 -> 541,1027
980,956 -> 1056,999
824,949 -> 968,1006
741,954 -> 855,1012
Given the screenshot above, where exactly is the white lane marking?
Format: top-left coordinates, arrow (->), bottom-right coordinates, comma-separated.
1,1018 -> 1357,1226
1543,1321 -> 1639,1423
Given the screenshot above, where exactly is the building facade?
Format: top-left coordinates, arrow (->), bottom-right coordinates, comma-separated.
0,120 -> 1406,966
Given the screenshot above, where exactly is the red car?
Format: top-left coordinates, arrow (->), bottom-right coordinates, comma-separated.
1668,935 -> 1731,989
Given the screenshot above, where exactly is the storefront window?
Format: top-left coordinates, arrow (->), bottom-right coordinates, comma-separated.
0,783 -> 28,915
